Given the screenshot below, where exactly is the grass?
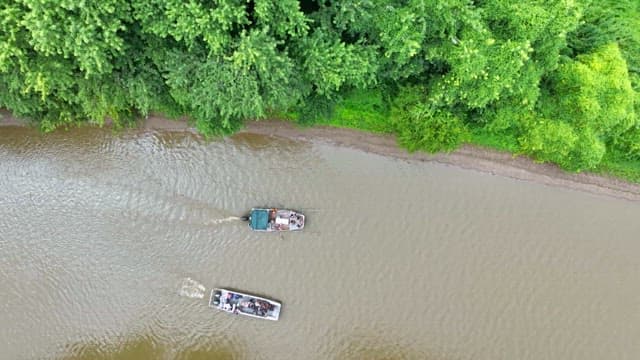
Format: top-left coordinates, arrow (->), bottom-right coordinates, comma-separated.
322,89 -> 394,133
469,128 -> 520,152
596,154 -> 640,183
288,89 -> 394,133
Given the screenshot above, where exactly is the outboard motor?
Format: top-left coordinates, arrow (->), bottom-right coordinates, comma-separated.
212,290 -> 222,305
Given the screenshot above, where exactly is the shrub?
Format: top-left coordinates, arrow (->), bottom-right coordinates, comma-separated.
518,118 -> 578,168
393,101 -> 469,153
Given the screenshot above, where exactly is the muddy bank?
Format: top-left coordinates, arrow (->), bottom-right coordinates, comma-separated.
3,110 -> 640,201
239,120 -> 640,202
0,109 -> 27,126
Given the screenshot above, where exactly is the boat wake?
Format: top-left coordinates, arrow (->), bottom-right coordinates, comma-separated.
206,216 -> 243,225
178,277 -> 206,299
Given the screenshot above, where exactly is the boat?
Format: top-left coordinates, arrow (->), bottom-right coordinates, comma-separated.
244,208 -> 305,231
209,288 -> 281,321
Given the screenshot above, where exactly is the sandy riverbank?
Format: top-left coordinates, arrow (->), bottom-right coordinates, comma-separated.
3,110 -> 640,201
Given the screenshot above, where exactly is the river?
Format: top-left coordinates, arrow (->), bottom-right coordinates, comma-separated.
1,126 -> 639,360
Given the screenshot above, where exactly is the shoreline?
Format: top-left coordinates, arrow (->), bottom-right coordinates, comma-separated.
239,120 -> 640,202
3,110 -> 640,201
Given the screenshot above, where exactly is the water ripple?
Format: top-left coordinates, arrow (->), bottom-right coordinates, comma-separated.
1,128 -> 639,360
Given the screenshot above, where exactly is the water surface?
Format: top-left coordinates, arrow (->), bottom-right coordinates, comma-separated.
1,127 -> 638,359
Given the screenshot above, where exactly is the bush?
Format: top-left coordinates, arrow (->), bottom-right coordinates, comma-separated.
614,126 -> 640,160
570,129 -> 606,171
518,118 -> 578,168
393,102 -> 469,153
295,95 -> 336,125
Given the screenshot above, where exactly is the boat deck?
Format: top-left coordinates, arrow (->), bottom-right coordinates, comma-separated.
249,208 -> 304,231
209,289 -> 281,321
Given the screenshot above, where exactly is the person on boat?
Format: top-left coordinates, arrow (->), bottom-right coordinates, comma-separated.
254,301 -> 265,316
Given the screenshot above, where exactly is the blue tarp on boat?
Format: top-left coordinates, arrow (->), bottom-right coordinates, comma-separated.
250,209 -> 269,230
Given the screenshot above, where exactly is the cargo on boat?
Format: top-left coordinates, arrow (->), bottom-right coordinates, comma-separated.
245,208 -> 304,231
209,288 -> 281,321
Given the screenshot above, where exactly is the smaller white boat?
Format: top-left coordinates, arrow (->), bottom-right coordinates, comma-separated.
209,289 -> 281,321
244,208 -> 305,232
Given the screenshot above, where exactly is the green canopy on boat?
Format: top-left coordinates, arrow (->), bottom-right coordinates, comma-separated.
250,209 -> 269,230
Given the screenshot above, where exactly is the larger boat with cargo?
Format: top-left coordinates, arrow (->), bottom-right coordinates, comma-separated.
244,208 -> 305,232
209,288 -> 281,321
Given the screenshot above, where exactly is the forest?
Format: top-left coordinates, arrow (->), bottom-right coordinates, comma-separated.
1,0 -> 639,180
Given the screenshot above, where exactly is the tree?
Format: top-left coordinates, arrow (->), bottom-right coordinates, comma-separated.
540,43 -> 636,141
568,0 -> 640,89
296,29 -> 378,98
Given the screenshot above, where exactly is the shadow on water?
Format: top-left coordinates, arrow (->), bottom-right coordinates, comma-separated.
333,333 -> 458,360
61,335 -> 243,360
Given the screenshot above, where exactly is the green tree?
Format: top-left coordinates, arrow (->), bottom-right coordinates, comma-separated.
296,29 -> 378,98
568,0 -> 640,89
541,43 -> 636,141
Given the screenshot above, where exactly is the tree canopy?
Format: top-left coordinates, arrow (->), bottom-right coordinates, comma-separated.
1,0 -> 639,175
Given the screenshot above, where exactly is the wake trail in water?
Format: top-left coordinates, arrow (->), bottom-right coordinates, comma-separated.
205,216 -> 244,225
178,278 -> 206,299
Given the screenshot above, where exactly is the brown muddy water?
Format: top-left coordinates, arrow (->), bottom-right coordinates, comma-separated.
1,126 -> 639,360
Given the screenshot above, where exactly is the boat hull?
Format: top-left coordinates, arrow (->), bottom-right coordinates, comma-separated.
248,208 -> 305,232
209,289 -> 281,321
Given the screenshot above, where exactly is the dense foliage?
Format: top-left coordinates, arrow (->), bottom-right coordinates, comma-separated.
1,0 -> 639,178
